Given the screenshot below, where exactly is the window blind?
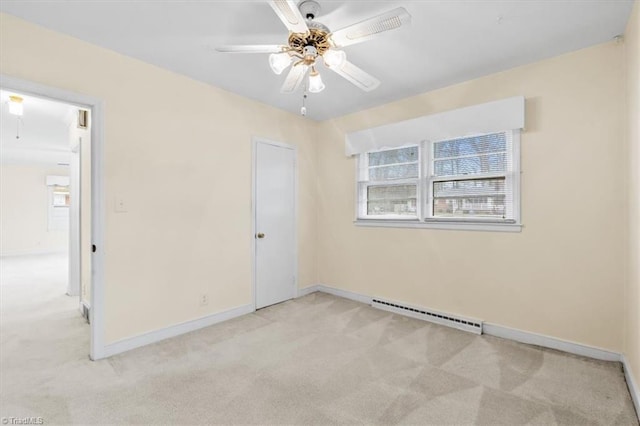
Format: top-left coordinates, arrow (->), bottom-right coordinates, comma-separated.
358,146 -> 419,218
429,132 -> 514,220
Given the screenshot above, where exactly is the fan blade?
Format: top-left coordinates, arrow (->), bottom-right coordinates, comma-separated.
216,45 -> 285,53
269,0 -> 309,34
330,7 -> 411,48
330,60 -> 380,92
281,64 -> 309,94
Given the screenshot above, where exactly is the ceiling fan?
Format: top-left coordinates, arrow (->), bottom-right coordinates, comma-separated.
217,0 -> 411,95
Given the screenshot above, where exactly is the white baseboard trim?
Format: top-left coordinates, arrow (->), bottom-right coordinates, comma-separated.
103,304 -> 254,358
312,284 -> 622,362
622,355 -> 640,420
317,284 -> 373,305
297,285 -> 320,297
482,323 -> 621,362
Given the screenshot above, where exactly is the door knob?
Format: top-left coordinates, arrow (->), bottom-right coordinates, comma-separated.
256,233 -> 265,239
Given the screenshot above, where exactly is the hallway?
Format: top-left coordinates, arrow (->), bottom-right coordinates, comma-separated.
0,253 -> 90,418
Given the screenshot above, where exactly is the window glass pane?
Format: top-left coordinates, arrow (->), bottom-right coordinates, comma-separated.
369,163 -> 418,180
433,196 -> 506,218
433,178 -> 505,198
368,146 -> 418,166
52,185 -> 70,207
434,132 -> 506,159
434,152 -> 506,177
356,130 -> 518,224
367,185 -> 417,216
433,178 -> 507,218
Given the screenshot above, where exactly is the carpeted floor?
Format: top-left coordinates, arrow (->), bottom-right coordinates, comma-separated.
1,254 -> 638,425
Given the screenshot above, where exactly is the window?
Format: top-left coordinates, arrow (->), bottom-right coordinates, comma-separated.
47,177 -> 70,231
52,185 -> 71,207
356,130 -> 520,231
357,146 -> 419,219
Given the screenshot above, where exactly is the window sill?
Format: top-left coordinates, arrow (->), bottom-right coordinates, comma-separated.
354,219 -> 522,233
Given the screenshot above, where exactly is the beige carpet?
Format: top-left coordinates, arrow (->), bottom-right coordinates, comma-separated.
0,254 -> 638,425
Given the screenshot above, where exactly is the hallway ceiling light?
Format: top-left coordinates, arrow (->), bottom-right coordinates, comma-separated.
8,95 -> 24,116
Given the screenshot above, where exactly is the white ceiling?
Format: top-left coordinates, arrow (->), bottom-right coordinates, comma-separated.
0,0 -> 634,121
0,90 -> 74,165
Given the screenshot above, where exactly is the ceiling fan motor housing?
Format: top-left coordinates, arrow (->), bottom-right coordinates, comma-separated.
288,27 -> 330,58
299,0 -> 321,20
285,1 -> 331,62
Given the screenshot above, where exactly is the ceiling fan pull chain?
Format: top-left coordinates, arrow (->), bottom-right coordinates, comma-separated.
301,85 -> 308,116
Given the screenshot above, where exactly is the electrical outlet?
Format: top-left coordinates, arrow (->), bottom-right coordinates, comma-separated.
199,293 -> 209,307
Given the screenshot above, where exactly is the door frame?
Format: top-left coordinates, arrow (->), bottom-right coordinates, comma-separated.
1,74 -> 107,361
251,137 -> 298,311
68,143 -> 81,297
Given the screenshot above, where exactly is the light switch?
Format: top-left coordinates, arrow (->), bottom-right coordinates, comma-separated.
115,197 -> 127,213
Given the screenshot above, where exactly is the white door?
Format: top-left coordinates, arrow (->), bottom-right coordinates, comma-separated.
68,140 -> 81,297
254,140 -> 296,309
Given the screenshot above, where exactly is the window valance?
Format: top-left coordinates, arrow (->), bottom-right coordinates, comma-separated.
345,96 -> 525,156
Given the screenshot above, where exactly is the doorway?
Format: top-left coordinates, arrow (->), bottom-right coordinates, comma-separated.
253,139 -> 297,309
0,75 -> 105,360
0,89 -> 90,345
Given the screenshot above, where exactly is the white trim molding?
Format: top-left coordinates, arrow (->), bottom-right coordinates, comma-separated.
103,304 -> 254,358
316,284 -> 373,305
297,285 -> 320,298
354,219 -> 522,233
482,323 -> 621,362
622,355 -> 640,420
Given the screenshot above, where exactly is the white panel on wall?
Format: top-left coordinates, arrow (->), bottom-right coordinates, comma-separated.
345,96 -> 525,156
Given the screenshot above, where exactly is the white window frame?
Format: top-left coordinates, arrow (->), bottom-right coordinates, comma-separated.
46,176 -> 70,231
357,145 -> 421,221
355,130 -> 521,232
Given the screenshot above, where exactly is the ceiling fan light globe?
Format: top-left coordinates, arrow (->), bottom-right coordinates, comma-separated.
308,72 -> 325,93
269,52 -> 292,75
323,49 -> 346,68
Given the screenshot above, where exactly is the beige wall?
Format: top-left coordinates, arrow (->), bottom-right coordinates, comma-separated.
625,0 -> 640,394
0,10 -> 633,360
0,164 -> 69,256
317,41 -> 626,352
0,13 -> 318,343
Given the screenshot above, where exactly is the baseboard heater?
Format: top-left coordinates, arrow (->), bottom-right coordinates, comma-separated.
81,303 -> 90,324
371,298 -> 483,335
